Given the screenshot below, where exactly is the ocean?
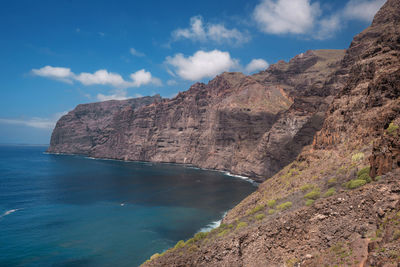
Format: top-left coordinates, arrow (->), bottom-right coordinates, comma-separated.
0,145 -> 256,266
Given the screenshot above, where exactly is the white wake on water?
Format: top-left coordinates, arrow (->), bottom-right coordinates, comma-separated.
0,209 -> 19,219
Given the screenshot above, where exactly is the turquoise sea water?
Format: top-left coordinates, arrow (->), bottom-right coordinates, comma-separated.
0,145 -> 256,266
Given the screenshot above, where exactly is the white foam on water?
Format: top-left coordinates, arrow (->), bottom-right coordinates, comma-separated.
197,211 -> 228,233
0,209 -> 19,219
223,171 -> 259,186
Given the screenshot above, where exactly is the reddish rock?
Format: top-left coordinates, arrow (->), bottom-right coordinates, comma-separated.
48,50 -> 345,182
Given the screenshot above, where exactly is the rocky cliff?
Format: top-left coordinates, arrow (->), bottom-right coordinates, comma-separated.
48,95 -> 162,155
48,50 -> 345,182
142,0 -> 400,265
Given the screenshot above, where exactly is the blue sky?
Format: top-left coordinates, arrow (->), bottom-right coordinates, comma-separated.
0,0 -> 385,144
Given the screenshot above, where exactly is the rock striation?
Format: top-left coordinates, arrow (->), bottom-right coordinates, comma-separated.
141,0 -> 400,265
48,95 -> 161,154
48,50 -> 345,182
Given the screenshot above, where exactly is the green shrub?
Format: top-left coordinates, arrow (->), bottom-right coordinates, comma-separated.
387,122 -> 399,136
328,177 -> 337,185
352,152 -> 364,162
247,204 -> 265,215
267,199 -> 276,208
358,173 -> 372,183
219,223 -> 228,229
194,232 -> 208,241
217,229 -> 229,237
357,167 -> 370,178
323,188 -> 336,197
174,240 -> 185,249
185,237 -> 195,245
277,202 -> 292,210
236,222 -> 248,230
150,253 -> 160,261
255,214 -> 266,220
345,179 -> 367,189
268,209 -> 276,215
375,176 -> 382,181
305,199 -> 315,206
304,189 -> 320,200
300,184 -> 315,192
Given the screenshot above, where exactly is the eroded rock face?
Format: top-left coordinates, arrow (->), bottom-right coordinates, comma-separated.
314,0 -> 400,152
48,95 -> 162,154
141,0 -> 400,266
48,50 -> 345,181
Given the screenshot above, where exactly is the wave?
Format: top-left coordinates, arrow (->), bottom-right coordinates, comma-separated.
0,209 -> 19,218
197,211 -> 228,233
223,172 -> 259,186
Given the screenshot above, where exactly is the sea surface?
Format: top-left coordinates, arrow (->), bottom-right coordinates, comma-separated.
0,145 -> 256,266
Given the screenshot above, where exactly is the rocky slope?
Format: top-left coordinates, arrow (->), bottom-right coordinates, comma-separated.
48,50 -> 345,182
142,0 -> 400,265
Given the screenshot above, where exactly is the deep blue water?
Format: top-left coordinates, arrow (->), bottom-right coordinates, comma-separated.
0,145 -> 256,266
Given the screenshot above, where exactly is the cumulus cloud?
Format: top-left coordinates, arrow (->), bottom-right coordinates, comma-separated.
252,0 -> 385,39
172,16 -> 250,45
31,66 -> 74,83
96,90 -> 146,101
96,89 -> 129,101
75,70 -> 126,87
253,0 -> 320,35
245,59 -> 269,73
32,67 -> 161,88
0,111 -> 67,130
130,47 -> 145,57
343,0 -> 385,22
165,50 -> 239,81
130,69 -> 162,87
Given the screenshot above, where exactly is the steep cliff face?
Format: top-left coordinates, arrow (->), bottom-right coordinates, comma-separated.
142,0 -> 400,266
48,95 -> 161,154
48,50 -> 344,181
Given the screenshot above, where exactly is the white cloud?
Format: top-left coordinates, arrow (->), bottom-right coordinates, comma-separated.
315,14 -> 342,40
31,66 -> 74,83
245,59 -> 269,73
130,69 -> 162,87
253,0 -> 320,34
0,112 -> 68,130
343,0 -> 385,22
75,70 -> 126,87
166,50 -> 239,81
252,0 -> 385,40
96,89 -> 129,101
130,48 -> 145,57
167,79 -> 178,86
96,89 -> 147,102
172,16 -> 250,45
32,66 -> 161,88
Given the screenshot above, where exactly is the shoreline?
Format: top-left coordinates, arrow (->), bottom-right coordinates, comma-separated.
45,151 -> 259,186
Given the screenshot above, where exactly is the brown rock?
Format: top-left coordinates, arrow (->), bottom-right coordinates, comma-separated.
48,50 -> 345,181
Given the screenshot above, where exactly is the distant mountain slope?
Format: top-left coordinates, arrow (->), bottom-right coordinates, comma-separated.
142,0 -> 400,265
48,50 -> 345,182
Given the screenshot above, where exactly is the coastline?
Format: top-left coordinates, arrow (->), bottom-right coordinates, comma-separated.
45,151 -> 260,187
45,151 -> 258,241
